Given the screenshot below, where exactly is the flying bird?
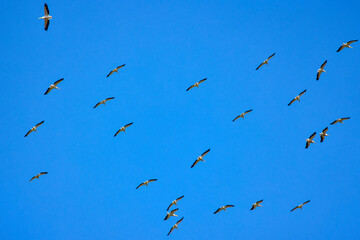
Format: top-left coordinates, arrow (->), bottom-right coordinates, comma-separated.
320,127 -> 329,143
191,149 -> 211,168
44,78 -> 63,95
316,60 -> 327,80
167,195 -> 184,211
106,64 -> 125,77
114,122 -> 133,137
38,3 -> 52,31
250,199 -> 263,210
330,117 -> 350,125
305,132 -> 316,149
288,90 -> 306,106
233,109 -> 253,122
337,40 -> 358,52
24,121 -> 45,137
93,97 -> 115,109
186,78 -> 207,91
167,217 -> 184,236
164,208 -> 179,220
29,172 -> 48,182
256,53 -> 276,70
136,179 -> 158,189
291,200 -> 310,212
213,205 -> 235,214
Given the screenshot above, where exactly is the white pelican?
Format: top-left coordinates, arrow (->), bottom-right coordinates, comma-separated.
29,172 -> 48,182
320,127 -> 329,143
167,195 -> 184,211
256,53 -> 276,70
250,199 -> 263,210
233,109 -> 253,122
136,179 -> 157,189
213,205 -> 234,214
305,132 -> 316,149
291,200 -> 310,212
330,117 -> 350,125
167,217 -> 184,236
24,121 -> 44,137
114,122 -> 133,137
38,3 -> 52,31
191,149 -> 210,168
288,89 -> 306,106
44,78 -> 63,95
93,97 -> 115,109
186,78 -> 207,91
337,40 -> 358,52
164,208 -> 179,220
316,60 -> 327,80
106,64 -> 125,77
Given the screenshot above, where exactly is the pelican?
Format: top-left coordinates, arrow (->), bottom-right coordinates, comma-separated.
191,149 -> 210,168
136,179 -> 157,189
337,40 -> 358,52
305,132 -> 316,149
167,217 -> 184,236
250,199 -> 263,210
288,89 -> 306,106
93,97 -> 115,109
316,60 -> 327,80
29,172 -> 48,182
330,117 -> 350,125
256,53 -> 276,70
24,121 -> 45,137
164,208 -> 179,220
320,127 -> 329,143
38,3 -> 52,31
114,122 -> 133,137
106,64 -> 125,77
213,205 -> 234,214
291,200 -> 310,212
232,109 -> 253,122
167,195 -> 184,211
44,78 -> 63,95
186,78 -> 207,91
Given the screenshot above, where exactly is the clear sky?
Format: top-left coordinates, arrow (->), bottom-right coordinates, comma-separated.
0,0 -> 359,239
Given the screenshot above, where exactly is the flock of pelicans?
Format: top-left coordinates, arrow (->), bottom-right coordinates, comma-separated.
30,3 -> 357,236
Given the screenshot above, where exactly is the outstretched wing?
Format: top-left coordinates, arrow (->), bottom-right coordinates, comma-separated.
225,205 -> 235,208
93,102 -> 101,109
148,179 -> 157,183
114,129 -> 121,137
316,71 -> 321,80
213,208 -> 221,214
44,87 -> 52,95
191,159 -> 200,168
337,45 -> 345,52
124,122 -> 133,128
302,200 -> 310,205
105,97 -> 115,101
288,98 -> 296,106
167,202 -> 174,211
320,60 -> 327,69
309,132 -> 316,140
44,19 -> 50,31
186,84 -> 195,91
256,62 -> 265,70
198,78 -> 207,84
24,129 -> 33,137
44,3 -> 50,15
36,121 -> 45,128
136,182 -> 145,189
250,204 -> 256,210
341,117 -> 350,121
176,217 -> 184,224
29,176 -> 36,182
232,115 -> 241,122
267,52 -> 276,60
106,70 -> 115,77
170,208 -> 179,214
347,40 -> 358,45
115,64 -> 125,70
330,120 -> 338,125
299,89 -> 307,97
290,205 -> 300,212
54,78 -> 64,86
176,195 -> 184,201
201,149 -> 210,157
244,109 -> 253,115
39,172 -> 48,176
256,199 -> 263,204
167,226 -> 175,236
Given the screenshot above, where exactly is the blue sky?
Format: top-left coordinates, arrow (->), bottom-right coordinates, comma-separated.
0,0 -> 359,239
